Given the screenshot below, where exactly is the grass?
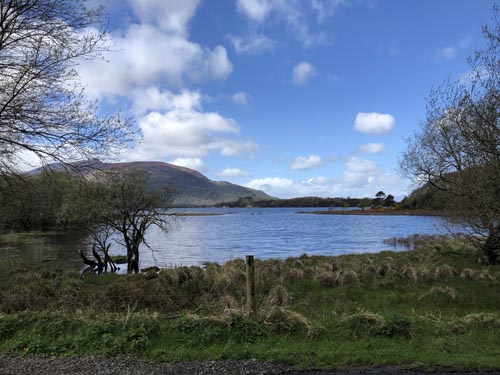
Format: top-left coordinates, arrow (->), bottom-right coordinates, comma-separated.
0,235 -> 500,369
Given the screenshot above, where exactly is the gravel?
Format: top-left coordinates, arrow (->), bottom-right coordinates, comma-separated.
0,355 -> 292,375
1,355 -> 499,375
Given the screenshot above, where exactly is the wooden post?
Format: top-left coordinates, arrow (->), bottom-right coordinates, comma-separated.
246,255 -> 256,315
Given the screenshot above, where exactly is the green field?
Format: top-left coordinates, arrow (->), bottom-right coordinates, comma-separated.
1,235 -> 499,369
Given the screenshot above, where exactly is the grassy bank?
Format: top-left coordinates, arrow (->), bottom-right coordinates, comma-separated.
1,235 -> 500,369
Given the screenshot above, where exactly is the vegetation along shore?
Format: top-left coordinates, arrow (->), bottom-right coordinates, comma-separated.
1,235 -> 500,370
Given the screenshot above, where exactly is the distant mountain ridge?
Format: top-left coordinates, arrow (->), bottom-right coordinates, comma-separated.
30,160 -> 273,207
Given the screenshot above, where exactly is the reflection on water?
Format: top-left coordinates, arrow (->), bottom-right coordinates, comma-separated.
0,231 -> 89,271
0,208 -> 449,271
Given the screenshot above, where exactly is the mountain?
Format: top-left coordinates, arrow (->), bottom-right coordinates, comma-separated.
30,160 -> 272,207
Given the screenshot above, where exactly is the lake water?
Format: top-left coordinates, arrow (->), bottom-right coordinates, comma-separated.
0,208 -> 450,271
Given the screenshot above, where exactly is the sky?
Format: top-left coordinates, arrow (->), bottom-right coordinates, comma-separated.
77,0 -> 496,199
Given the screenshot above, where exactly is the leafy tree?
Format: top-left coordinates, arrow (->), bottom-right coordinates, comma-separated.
373,191 -> 386,207
0,171 -> 79,230
384,194 -> 395,207
357,197 -> 373,208
401,5 -> 500,263
0,0 -> 132,174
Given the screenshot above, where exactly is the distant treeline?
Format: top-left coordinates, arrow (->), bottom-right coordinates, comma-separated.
215,194 -> 397,208
0,172 -> 83,231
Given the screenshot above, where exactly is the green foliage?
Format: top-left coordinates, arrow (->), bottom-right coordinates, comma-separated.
400,184 -> 450,210
0,172 -> 82,230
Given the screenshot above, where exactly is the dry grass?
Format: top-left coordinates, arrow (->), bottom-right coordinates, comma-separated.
399,265 -> 418,282
452,313 -> 500,333
419,286 -> 458,300
263,305 -> 314,335
314,269 -> 359,287
315,271 -> 341,287
288,268 -> 305,279
262,284 -> 292,308
434,264 -> 457,280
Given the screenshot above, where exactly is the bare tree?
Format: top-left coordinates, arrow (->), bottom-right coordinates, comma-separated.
401,5 -> 500,264
67,170 -> 172,274
0,0 -> 132,173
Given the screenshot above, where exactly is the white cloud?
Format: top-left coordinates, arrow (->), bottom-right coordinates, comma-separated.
292,62 -> 316,85
290,154 -> 323,170
119,90 -> 259,162
131,110 -> 237,159
247,177 -> 295,191
127,0 -> 201,35
436,46 -> 457,60
216,168 -> 251,177
235,0 -> 331,47
12,150 -> 44,172
359,143 -> 385,154
131,88 -> 202,114
232,91 -> 251,105
228,33 -> 276,55
78,18 -> 232,98
436,35 -> 472,61
342,157 -> 377,187
247,157 -> 406,199
236,0 -> 273,22
209,140 -> 260,157
311,0 -> 349,22
354,112 -> 395,134
168,157 -> 207,172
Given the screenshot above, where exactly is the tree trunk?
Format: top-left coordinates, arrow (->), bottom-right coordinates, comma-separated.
483,229 -> 500,265
127,244 -> 140,273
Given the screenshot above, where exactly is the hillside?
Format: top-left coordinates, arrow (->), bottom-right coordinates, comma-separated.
30,160 -> 272,207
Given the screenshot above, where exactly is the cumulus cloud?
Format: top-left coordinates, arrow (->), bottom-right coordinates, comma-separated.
354,112 -> 395,134
290,154 -> 323,170
247,157 -> 406,198
216,168 -> 251,177
292,62 -> 316,85
359,143 -> 385,154
168,157 -> 207,172
228,33 -> 276,55
127,0 -> 201,35
119,90 -> 259,162
232,92 -> 251,105
131,110 -> 236,159
131,88 -> 202,115
78,7 -> 232,98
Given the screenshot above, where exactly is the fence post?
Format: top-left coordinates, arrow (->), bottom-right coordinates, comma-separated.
246,255 -> 256,315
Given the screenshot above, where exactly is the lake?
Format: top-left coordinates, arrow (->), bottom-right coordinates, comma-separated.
0,208 -> 450,272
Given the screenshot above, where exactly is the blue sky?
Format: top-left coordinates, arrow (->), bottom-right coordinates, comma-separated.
78,0 -> 495,199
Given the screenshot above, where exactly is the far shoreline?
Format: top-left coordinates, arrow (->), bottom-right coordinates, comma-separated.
297,208 -> 444,216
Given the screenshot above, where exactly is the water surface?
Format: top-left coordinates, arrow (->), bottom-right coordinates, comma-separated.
0,208 -> 449,271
